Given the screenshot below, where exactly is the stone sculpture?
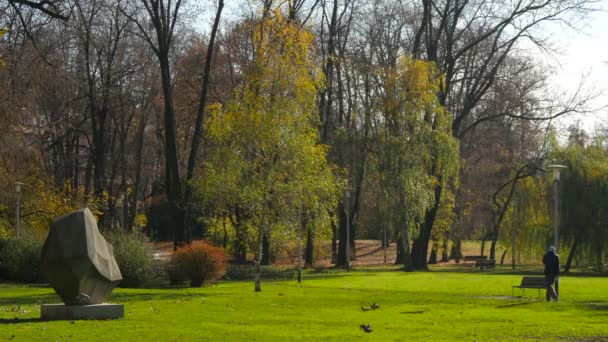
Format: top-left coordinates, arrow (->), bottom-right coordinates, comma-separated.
41,208 -> 122,305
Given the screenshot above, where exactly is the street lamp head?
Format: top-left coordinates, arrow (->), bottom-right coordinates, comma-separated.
344,187 -> 353,200
15,182 -> 24,193
546,164 -> 567,181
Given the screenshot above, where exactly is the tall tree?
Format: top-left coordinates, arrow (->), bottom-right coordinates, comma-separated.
410,0 -> 596,269
198,11 -> 341,291
123,0 -> 185,247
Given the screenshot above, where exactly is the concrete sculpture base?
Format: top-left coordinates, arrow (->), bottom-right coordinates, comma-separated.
41,303 -> 124,320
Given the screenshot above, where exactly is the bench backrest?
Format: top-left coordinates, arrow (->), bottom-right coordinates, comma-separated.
520,277 -> 545,287
463,255 -> 488,261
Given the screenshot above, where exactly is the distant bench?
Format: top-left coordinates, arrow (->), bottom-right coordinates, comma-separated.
463,255 -> 487,262
512,276 -> 546,297
475,259 -> 495,268
462,255 -> 495,268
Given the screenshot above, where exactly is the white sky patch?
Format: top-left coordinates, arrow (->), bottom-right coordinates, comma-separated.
544,6 -> 608,135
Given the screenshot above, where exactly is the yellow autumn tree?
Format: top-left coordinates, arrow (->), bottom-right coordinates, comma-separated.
197,11 -> 343,291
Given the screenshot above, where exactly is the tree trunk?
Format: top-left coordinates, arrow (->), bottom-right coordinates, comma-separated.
449,239 -> 462,263
72,133 -> 80,191
428,239 -> 438,264
399,223 -> 414,271
183,0 -> 224,244
336,203 -> 347,266
84,150 -> 93,197
254,230 -> 264,292
489,239 -> 497,260
480,239 -> 486,257
305,226 -> 314,267
410,184 -> 442,270
261,231 -> 270,265
564,240 -> 578,273
232,207 -> 247,262
440,238 -> 449,262
158,58 -> 185,249
331,214 -> 337,264
92,108 -> 107,200
222,213 -> 228,250
500,249 -> 508,265
127,106 -> 146,232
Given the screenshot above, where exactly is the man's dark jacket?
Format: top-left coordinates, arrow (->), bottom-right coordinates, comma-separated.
543,251 -> 560,276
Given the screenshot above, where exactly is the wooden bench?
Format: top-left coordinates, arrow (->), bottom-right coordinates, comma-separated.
463,255 -> 487,262
512,276 -> 546,297
475,259 -> 495,268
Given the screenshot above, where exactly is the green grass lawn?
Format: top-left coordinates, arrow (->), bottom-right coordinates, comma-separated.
1,267 -> 608,341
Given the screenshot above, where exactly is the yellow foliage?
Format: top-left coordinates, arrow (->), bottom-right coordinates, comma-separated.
199,11 -> 343,242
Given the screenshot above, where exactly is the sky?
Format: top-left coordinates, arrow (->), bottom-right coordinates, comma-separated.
545,4 -> 608,135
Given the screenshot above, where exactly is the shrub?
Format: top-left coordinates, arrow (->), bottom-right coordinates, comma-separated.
103,231 -> 155,288
0,238 -> 44,283
170,242 -> 228,287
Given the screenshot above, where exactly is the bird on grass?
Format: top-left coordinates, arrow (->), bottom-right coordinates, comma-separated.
371,302 -> 380,310
360,324 -> 373,333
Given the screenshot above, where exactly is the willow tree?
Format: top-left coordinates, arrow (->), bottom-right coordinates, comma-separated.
374,57 -> 459,270
558,143 -> 608,272
197,11 -> 342,292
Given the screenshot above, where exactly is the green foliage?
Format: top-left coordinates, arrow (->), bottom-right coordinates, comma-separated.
0,238 -> 44,283
555,142 -> 608,268
372,57 -> 459,239
0,169 -> 103,240
170,242 -> 228,287
103,230 -> 156,288
196,12 -> 343,260
504,177 -> 550,263
0,210 -> 10,242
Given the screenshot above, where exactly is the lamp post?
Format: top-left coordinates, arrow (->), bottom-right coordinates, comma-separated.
345,189 -> 351,272
547,164 -> 567,296
15,182 -> 24,240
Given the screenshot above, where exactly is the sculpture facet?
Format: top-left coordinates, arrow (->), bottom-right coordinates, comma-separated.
41,208 -> 122,305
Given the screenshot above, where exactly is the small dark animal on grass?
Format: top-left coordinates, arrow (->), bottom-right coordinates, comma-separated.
360,324 -> 373,333
371,303 -> 380,310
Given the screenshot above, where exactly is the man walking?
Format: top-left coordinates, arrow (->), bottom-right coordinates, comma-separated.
543,246 -> 559,301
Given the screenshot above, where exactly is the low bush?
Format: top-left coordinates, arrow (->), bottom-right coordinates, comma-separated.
0,238 -> 44,283
170,242 -> 228,287
103,231 -> 156,288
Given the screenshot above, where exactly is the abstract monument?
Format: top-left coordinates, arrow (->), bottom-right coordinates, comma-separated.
40,208 -> 124,320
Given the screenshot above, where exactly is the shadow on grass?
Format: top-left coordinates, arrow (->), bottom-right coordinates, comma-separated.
109,291 -> 210,302
580,301 -> 608,312
0,317 -> 42,324
496,301 -> 537,308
